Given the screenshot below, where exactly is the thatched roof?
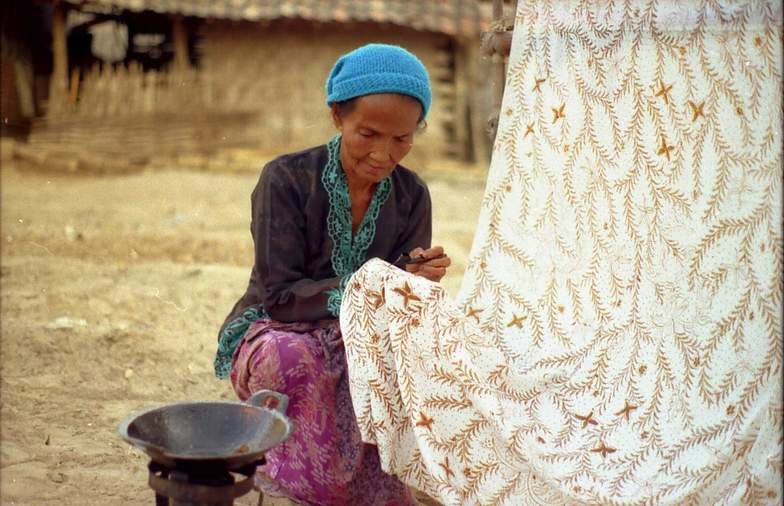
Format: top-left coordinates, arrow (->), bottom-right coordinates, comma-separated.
70,0 -> 491,36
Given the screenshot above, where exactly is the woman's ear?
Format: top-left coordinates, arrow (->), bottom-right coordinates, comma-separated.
330,104 -> 342,131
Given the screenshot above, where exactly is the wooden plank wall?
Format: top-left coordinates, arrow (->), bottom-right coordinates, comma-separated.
198,19 -> 454,166
53,63 -> 204,117
30,18 -> 485,170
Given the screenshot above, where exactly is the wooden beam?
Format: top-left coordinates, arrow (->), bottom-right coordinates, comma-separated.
50,0 -> 68,112
171,15 -> 189,70
493,0 -> 504,19
485,0 -> 508,140
68,67 -> 80,105
453,39 -> 470,161
466,42 -> 490,164
13,59 -> 36,117
68,13 -> 119,33
480,30 -> 512,58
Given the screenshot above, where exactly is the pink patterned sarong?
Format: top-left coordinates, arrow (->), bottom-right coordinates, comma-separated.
230,318 -> 414,506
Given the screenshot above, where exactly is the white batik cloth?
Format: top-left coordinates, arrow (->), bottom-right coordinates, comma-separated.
340,1 -> 783,504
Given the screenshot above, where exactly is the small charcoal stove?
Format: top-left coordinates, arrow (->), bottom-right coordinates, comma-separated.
119,390 -> 292,506
146,458 -> 261,506
146,459 -> 259,506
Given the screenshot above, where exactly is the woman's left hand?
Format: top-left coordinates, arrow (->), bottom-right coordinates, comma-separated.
405,246 -> 451,282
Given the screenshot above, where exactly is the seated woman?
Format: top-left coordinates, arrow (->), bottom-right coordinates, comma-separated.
213,44 -> 451,505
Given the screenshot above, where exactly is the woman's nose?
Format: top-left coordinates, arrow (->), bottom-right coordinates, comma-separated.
370,139 -> 393,161
369,151 -> 388,162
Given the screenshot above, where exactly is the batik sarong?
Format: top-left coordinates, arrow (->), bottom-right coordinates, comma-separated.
230,318 -> 415,505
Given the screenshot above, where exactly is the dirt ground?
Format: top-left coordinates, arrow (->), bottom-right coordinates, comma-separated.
0,144 -> 486,505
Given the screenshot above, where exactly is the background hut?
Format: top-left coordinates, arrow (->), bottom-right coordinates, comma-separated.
17,0 -> 495,172
0,2 -> 52,138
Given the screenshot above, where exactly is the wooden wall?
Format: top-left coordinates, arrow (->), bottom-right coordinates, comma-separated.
198,19 -> 454,166
32,17 -> 486,170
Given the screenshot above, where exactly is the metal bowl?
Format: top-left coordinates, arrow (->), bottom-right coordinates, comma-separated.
118,390 -> 292,471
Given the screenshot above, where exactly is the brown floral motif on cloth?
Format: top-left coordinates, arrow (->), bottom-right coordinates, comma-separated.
340,0 -> 782,504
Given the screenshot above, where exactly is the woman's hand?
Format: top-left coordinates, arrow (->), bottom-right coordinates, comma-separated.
405,246 -> 451,282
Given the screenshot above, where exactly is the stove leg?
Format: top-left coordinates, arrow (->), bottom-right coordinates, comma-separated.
170,500 -> 232,506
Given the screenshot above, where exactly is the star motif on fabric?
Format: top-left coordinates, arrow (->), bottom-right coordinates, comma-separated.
754,36 -> 763,47
392,282 -> 421,308
614,401 -> 638,420
728,169 -> 755,208
591,441 -> 617,458
415,411 -> 434,431
575,411 -> 599,427
439,455 -> 455,479
687,100 -> 705,122
532,77 -> 546,92
367,290 -> 385,309
655,80 -> 673,104
657,135 -> 674,160
507,314 -> 525,328
551,103 -> 565,124
466,307 -> 483,322
524,123 -> 534,137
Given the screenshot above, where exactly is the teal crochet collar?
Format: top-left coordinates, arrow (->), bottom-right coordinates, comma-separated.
213,136 -> 392,378
322,134 -> 392,316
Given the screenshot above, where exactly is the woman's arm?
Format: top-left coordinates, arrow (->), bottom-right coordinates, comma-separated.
254,160 -> 339,322
394,181 -> 432,254
391,181 -> 451,282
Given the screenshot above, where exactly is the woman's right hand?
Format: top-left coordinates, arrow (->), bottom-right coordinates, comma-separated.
405,246 -> 451,282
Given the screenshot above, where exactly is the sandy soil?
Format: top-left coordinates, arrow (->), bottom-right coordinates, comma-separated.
0,150 -> 485,505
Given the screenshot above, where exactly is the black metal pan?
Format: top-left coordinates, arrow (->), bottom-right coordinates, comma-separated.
118,390 -> 292,471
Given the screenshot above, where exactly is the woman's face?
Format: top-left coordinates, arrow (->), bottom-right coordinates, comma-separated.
331,93 -> 422,187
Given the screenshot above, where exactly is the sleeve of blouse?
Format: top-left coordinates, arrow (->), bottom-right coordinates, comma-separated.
253,161 -> 339,322
394,181 -> 433,256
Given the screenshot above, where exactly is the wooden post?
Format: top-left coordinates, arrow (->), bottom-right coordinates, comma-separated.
68,67 -> 80,105
13,58 -> 36,117
50,0 -> 68,113
172,15 -> 189,70
466,42 -> 490,163
490,0 -> 506,139
453,38 -> 470,161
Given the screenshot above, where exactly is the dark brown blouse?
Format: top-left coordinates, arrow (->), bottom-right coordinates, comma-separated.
219,143 -> 432,336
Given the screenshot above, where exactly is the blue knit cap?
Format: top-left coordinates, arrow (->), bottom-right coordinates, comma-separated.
325,44 -> 432,118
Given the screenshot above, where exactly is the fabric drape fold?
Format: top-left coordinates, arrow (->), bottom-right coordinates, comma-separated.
340,1 -> 783,503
